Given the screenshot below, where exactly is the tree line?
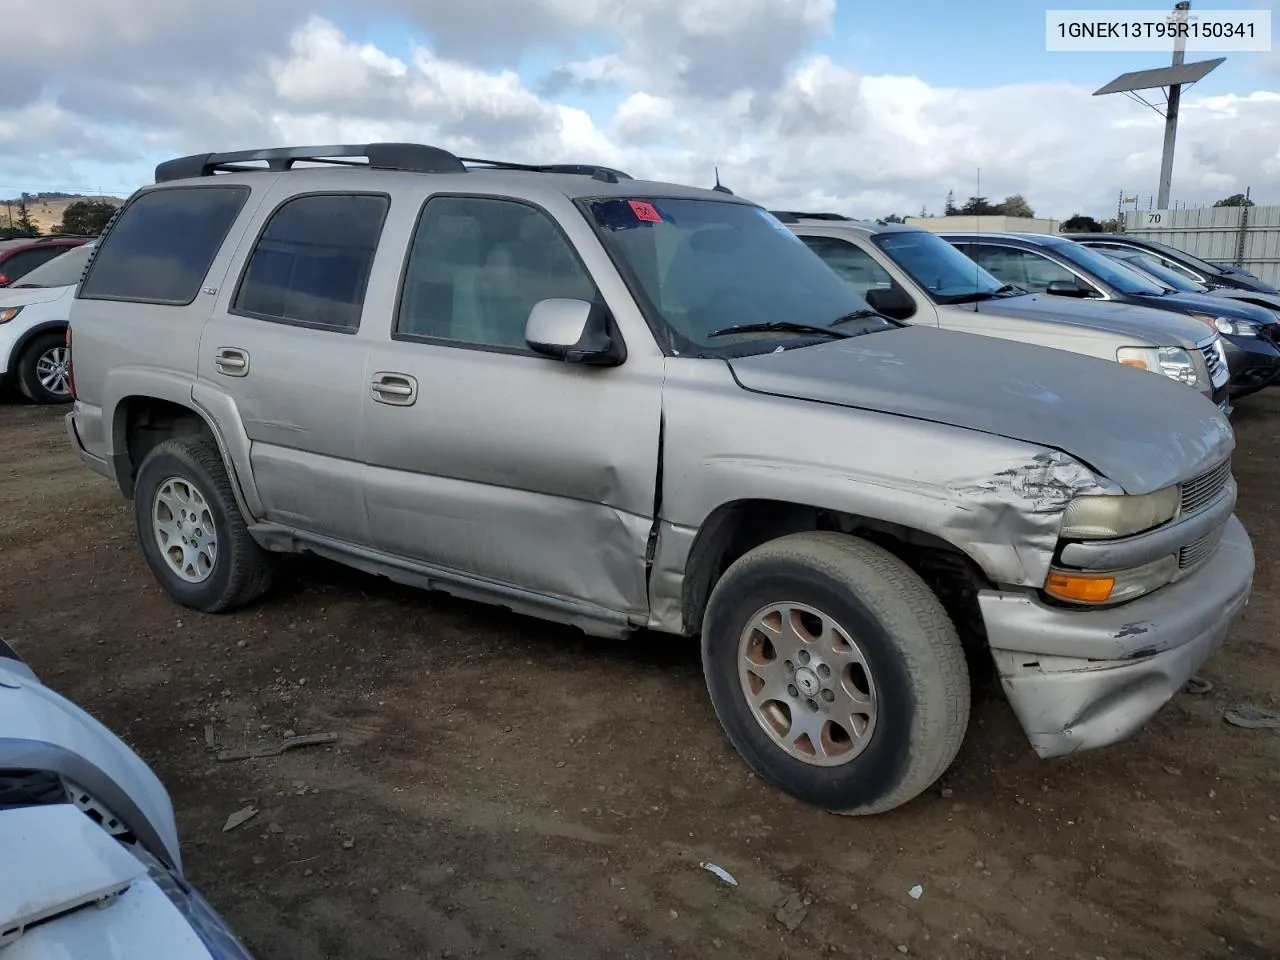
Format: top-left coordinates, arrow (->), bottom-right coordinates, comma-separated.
1,197 -> 118,240
876,191 -> 1259,231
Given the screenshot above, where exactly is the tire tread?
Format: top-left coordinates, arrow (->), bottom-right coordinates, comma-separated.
135,437 -> 274,613
704,531 -> 970,815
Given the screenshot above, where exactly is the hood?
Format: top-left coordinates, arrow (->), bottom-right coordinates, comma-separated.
965,292 -> 1215,347
0,283 -> 74,309
0,805 -> 218,959
728,325 -> 1233,494
1130,291 -> 1276,326
1208,288 -> 1280,316
0,657 -> 181,871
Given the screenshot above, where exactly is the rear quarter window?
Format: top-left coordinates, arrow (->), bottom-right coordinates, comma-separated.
78,185 -> 250,305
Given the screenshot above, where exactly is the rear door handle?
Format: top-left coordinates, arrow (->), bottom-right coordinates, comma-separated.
214,347 -> 249,377
371,372 -> 417,406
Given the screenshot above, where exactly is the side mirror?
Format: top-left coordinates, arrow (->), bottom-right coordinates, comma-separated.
865,286 -> 916,320
1045,279 -> 1092,298
525,298 -> 625,366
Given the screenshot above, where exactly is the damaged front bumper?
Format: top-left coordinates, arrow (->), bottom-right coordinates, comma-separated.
977,514 -> 1253,758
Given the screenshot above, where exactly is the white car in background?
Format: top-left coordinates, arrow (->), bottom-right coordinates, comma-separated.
0,241 -> 95,404
0,638 -> 255,958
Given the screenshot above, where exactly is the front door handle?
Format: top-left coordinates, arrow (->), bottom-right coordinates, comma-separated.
214,347 -> 249,377
371,372 -> 417,406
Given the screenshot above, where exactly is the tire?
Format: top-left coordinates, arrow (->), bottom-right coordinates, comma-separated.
133,437 -> 275,613
702,532 -> 970,815
16,330 -> 73,404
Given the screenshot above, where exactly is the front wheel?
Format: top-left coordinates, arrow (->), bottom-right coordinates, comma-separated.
702,532 -> 970,815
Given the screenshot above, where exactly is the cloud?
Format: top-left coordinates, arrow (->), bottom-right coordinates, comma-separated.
0,2 -> 1277,219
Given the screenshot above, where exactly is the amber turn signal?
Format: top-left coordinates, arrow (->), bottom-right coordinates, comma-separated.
1044,571 -> 1115,604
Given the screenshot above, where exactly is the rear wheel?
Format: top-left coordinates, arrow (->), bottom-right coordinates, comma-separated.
133,437 -> 275,613
16,331 -> 72,404
702,532 -> 970,815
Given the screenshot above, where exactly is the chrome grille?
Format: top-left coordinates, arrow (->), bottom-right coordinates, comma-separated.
1179,525 -> 1226,570
1181,459 -> 1231,515
1200,339 -> 1229,389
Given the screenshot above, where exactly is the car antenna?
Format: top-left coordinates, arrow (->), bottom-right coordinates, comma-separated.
712,166 -> 734,194
973,165 -> 982,312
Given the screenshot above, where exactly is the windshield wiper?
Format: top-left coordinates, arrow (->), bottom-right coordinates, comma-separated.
707,321 -> 855,340
11,282 -> 43,289
939,284 -> 1023,305
827,308 -> 902,331
939,291 -> 996,305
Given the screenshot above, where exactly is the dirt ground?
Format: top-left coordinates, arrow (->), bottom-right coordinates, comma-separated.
2,393 -> 1279,960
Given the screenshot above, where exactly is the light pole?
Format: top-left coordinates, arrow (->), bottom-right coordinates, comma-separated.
1093,0 -> 1223,211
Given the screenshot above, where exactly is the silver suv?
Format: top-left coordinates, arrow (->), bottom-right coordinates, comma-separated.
65,143 -> 1254,815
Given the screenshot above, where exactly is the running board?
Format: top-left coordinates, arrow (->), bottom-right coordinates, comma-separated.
248,523 -> 637,639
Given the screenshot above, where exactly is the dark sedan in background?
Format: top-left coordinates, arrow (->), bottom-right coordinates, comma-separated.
1063,233 -> 1279,296
941,232 -> 1280,399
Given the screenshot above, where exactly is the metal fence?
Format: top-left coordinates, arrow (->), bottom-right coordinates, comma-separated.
1122,204 -> 1280,287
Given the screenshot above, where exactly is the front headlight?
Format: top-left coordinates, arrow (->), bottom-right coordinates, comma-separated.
1188,312 -> 1260,337
1044,554 -> 1179,605
1060,485 -> 1179,539
1217,318 -> 1259,337
135,844 -> 257,959
0,305 -> 22,324
1116,345 -> 1201,387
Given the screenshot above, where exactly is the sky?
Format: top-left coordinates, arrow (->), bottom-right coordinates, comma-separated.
2,0 -> 1278,219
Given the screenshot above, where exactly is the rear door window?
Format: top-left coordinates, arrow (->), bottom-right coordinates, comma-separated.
79,186 -> 250,304
234,193 -> 389,332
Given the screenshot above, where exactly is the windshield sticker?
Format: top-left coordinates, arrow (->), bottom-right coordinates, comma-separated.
628,200 -> 663,223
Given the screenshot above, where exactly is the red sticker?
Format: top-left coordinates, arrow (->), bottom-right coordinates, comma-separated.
628,200 -> 663,223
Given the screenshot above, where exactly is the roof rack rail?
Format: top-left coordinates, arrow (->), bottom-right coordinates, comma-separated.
154,143 -> 468,182
769,211 -> 853,223
458,157 -> 633,182
154,143 -> 636,184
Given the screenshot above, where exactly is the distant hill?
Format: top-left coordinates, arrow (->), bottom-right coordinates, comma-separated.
1,194 -> 125,234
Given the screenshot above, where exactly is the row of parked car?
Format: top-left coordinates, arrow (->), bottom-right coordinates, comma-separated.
2,142 -> 1265,954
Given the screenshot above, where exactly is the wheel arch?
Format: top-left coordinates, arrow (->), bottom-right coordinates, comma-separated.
110,393 -> 256,523
11,320 -> 68,366
679,498 -> 995,653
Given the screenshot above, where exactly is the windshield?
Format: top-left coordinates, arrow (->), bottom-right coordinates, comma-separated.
869,231 -> 1005,303
582,198 -> 890,354
1051,240 -> 1168,295
13,242 -> 95,288
1112,253 -> 1204,292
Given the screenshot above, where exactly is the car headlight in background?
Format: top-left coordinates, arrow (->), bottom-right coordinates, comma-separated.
1213,317 -> 1260,337
1116,345 -> 1202,387
1060,485 -> 1180,539
0,306 -> 22,323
